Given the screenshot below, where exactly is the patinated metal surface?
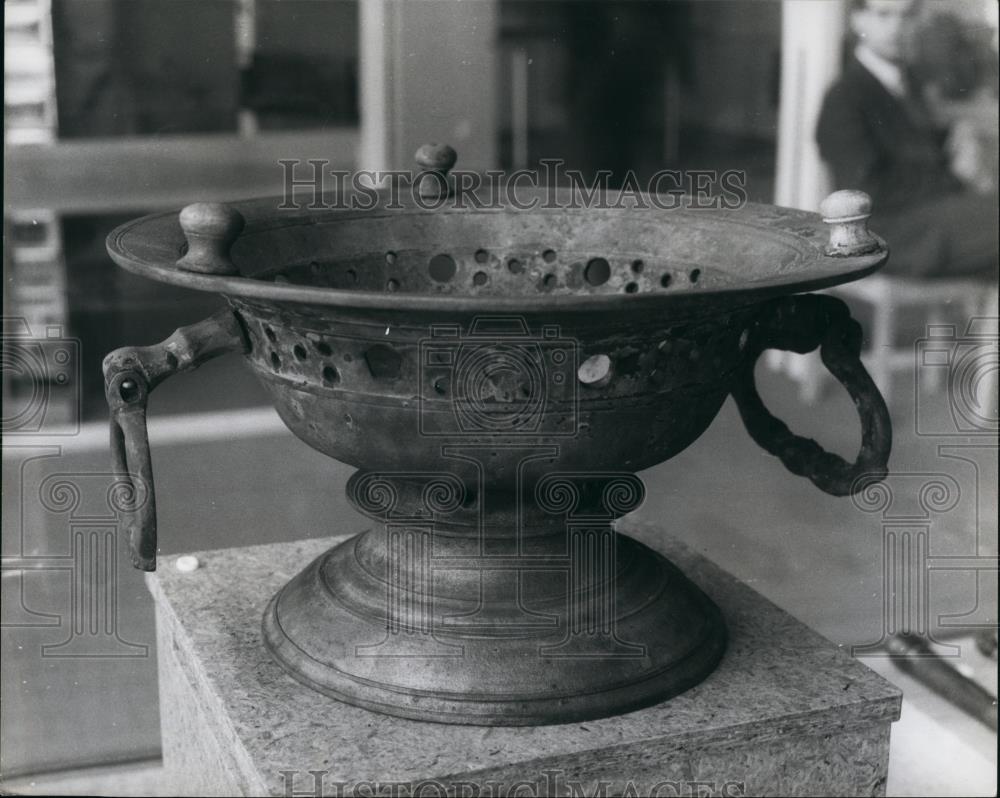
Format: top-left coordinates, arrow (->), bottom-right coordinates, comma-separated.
103,309 -> 247,570
102,162 -> 892,725
732,293 -> 891,495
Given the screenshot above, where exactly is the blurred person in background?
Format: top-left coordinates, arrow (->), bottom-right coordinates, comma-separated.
816,0 -> 998,279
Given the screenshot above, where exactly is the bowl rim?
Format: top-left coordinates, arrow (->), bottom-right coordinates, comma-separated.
106,189 -> 889,313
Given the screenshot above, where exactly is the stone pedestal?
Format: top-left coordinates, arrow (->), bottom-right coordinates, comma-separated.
149,530 -> 901,797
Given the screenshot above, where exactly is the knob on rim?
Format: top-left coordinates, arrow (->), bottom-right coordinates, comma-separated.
820,190 -> 879,257
176,202 -> 245,276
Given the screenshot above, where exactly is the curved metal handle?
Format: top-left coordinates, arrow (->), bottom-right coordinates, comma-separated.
103,308 -> 248,570
731,293 -> 892,496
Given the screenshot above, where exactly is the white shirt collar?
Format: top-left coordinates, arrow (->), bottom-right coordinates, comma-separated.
854,44 -> 906,98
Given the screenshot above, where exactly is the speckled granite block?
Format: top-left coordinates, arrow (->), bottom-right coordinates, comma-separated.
149,528 -> 901,797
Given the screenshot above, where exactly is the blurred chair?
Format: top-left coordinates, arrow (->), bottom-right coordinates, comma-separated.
770,274 -> 998,407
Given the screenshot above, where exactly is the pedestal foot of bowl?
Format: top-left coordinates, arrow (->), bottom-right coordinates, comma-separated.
262,528 -> 726,726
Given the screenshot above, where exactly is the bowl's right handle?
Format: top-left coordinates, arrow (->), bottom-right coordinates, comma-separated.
730,293 -> 892,496
103,308 -> 248,570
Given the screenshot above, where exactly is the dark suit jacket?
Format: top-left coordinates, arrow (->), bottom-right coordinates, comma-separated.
816,56 -> 961,212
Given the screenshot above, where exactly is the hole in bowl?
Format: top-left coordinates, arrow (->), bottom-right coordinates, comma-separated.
293,344 -> 308,361
507,258 -> 523,274
385,251 -> 397,265
473,271 -> 489,286
429,253 -> 457,283
270,352 -> 281,370
542,249 -> 557,263
314,341 -> 333,357
365,344 -> 403,379
631,259 -> 644,274
690,268 -> 701,284
584,258 -> 611,286
625,282 -> 639,294
165,352 -> 179,369
542,274 -> 557,290
322,365 -> 340,384
264,326 -> 277,342
474,248 -> 489,264
660,274 -> 673,288
345,268 -> 358,284
386,278 -> 400,292
433,377 -> 448,395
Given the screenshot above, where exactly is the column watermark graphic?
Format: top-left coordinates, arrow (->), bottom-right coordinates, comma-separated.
2,319 -> 150,659
2,456 -> 150,659
852,310 -> 998,658
343,314 -> 651,662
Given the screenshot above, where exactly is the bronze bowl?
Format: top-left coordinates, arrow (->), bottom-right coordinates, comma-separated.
103,147 -> 891,725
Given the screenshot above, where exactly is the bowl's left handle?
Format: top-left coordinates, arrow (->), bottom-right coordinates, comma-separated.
103,308 -> 248,570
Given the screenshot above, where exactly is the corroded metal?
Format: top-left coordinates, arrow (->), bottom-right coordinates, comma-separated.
103,309 -> 248,569
732,293 -> 891,496
103,162 -> 892,725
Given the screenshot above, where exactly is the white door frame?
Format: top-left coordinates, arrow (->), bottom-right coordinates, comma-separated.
775,0 -> 847,210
